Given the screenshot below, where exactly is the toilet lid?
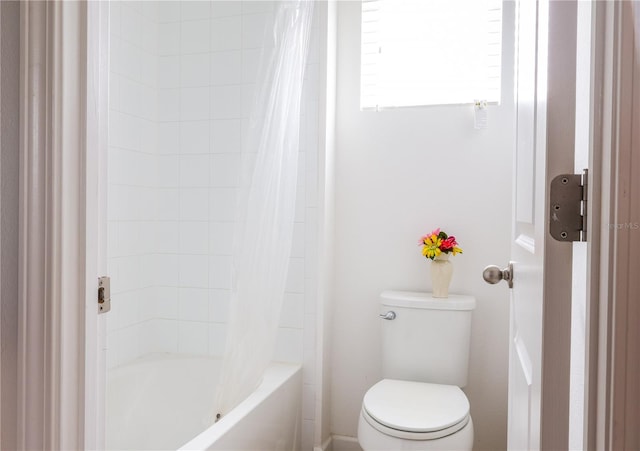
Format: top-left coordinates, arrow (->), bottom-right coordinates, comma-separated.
363,379 -> 470,433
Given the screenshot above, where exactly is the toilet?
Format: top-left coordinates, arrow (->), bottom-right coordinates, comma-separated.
358,290 -> 476,450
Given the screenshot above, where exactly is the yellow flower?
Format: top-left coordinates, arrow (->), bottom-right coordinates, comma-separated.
452,246 -> 463,255
422,234 -> 443,259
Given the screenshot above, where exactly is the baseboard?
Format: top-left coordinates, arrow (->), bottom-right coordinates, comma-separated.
313,434 -> 333,451
328,435 -> 362,451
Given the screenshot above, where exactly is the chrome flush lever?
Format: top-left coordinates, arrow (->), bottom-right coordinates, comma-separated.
379,311 -> 396,320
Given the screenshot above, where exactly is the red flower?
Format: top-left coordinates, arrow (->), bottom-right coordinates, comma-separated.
441,236 -> 457,250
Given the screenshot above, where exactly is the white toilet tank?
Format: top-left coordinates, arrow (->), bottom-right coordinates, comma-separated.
380,291 -> 476,387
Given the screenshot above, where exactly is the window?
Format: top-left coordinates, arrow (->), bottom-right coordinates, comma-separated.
360,0 -> 503,110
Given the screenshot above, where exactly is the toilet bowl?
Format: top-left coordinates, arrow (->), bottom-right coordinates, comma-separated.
357,379 -> 473,450
357,291 -> 476,451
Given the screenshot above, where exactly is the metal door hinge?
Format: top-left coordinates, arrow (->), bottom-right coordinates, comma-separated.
550,169 -> 588,242
98,276 -> 111,314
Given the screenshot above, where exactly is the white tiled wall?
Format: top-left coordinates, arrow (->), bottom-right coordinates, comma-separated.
108,2 -> 322,449
107,1 -> 160,369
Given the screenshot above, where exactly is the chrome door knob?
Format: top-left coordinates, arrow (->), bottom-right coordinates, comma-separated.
482,262 -> 514,288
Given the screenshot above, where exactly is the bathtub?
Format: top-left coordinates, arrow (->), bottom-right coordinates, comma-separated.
106,354 -> 302,450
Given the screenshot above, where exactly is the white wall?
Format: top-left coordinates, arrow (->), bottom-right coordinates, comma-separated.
107,2 -> 323,449
330,2 -> 515,450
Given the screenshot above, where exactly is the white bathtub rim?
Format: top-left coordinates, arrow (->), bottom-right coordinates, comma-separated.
179,362 -> 302,450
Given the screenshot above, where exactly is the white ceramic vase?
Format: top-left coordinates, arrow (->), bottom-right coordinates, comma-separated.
431,253 -> 453,298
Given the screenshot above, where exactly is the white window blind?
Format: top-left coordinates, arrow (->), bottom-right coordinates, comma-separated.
361,0 -> 503,110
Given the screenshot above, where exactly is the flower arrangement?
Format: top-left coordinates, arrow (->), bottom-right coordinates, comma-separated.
420,228 -> 463,260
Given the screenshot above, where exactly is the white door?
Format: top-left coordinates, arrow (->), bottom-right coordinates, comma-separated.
483,1 -> 581,449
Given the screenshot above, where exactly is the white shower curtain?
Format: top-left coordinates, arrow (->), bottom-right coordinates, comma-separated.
213,0 -> 314,419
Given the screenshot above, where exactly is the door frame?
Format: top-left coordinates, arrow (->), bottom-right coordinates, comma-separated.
85,1 -> 110,449
588,1 -> 640,449
16,1 -> 106,449
542,1 -> 640,448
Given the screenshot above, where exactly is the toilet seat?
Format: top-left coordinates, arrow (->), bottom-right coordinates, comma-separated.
362,379 -> 470,441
